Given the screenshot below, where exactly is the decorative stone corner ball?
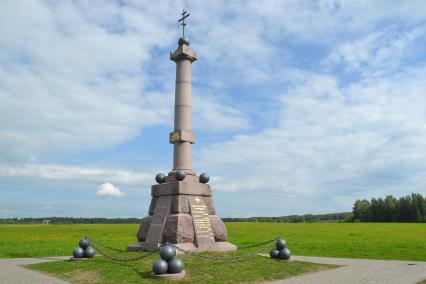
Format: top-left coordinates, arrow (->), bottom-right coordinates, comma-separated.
168,257 -> 184,274
178,37 -> 190,46
175,170 -> 186,181
84,246 -> 96,258
155,173 -> 166,184
160,245 -> 176,261
79,237 -> 90,250
152,259 -> 168,275
276,238 -> 287,250
73,247 -> 85,258
270,249 -> 279,259
278,248 -> 292,260
199,173 -> 210,184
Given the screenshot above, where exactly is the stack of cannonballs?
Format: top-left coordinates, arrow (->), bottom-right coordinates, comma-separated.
270,238 -> 292,260
71,237 -> 96,260
155,171 -> 210,183
152,244 -> 185,279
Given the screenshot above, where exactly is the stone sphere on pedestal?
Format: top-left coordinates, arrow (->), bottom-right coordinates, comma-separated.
175,170 -> 186,181
84,246 -> 96,258
160,245 -> 176,261
270,249 -> 279,259
199,173 -> 210,183
153,259 -> 168,275
155,173 -> 166,184
279,248 -> 292,260
168,258 -> 184,274
79,238 -> 90,250
73,247 -> 85,258
276,239 -> 287,250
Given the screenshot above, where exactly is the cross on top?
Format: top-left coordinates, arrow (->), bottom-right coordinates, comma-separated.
178,9 -> 190,37
194,196 -> 201,203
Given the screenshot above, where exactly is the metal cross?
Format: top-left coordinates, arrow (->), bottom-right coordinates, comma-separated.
178,9 -> 190,37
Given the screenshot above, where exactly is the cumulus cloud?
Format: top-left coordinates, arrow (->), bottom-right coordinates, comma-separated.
0,163 -> 151,185
96,182 -> 123,197
197,66 -> 426,211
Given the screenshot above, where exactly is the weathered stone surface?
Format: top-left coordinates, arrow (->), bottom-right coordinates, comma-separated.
146,195 -> 172,243
136,216 -> 151,242
170,195 -> 190,214
162,213 -> 195,244
209,215 -> 228,242
148,197 -> 158,215
152,181 -> 212,197
203,196 -> 216,215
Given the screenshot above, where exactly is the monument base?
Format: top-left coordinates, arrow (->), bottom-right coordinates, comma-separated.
127,241 -> 237,253
151,270 -> 186,280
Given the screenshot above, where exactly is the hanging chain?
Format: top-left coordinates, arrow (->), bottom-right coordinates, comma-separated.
87,237 -> 159,263
86,235 -> 280,263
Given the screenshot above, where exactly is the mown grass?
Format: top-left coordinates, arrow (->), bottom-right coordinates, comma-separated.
30,252 -> 331,284
0,222 -> 425,260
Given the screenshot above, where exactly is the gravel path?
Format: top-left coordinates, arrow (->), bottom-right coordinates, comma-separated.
0,257 -> 70,284
271,256 -> 426,284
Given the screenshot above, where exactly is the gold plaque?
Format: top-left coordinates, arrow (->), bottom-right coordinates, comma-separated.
169,131 -> 181,143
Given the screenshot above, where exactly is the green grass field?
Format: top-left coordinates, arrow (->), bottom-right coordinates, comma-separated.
2,222 -> 425,283
1,222 -> 425,260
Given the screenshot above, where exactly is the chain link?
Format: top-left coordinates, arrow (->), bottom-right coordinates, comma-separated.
87,237 -> 159,263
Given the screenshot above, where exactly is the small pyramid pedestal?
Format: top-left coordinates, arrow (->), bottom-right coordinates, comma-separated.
127,37 -> 236,253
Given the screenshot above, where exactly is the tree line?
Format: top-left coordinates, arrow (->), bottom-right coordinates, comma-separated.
0,213 -> 351,224
352,193 -> 425,222
222,212 -> 352,223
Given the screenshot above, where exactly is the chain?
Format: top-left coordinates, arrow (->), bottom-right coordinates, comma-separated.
86,235 -> 279,263
167,238 -> 277,261
87,237 -> 128,253
87,237 -> 159,263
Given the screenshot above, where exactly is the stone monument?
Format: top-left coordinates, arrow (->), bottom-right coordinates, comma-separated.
128,10 -> 236,252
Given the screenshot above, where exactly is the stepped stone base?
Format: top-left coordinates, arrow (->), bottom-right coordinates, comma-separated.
128,241 -> 237,253
127,174 -> 236,252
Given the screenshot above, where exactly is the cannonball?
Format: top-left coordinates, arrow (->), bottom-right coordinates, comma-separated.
73,247 -> 85,258
84,246 -> 96,258
278,248 -> 292,260
155,173 -> 166,184
270,249 -> 280,259
175,170 -> 186,181
152,259 -> 168,275
276,238 -> 287,250
199,173 -> 210,183
168,257 -> 184,274
178,37 -> 190,46
159,245 -> 176,261
79,237 -> 90,249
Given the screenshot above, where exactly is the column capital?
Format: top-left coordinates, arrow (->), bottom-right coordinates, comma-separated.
170,44 -> 198,62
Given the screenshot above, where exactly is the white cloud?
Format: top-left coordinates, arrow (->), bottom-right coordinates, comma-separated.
323,25 -> 426,75
0,163 -> 151,185
96,182 -> 123,197
197,66 -> 426,206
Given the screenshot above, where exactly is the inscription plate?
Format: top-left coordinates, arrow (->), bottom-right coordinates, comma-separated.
189,196 -> 215,244
146,195 -> 172,243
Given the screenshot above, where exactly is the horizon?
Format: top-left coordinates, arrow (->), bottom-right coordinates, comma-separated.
1,1 -> 426,218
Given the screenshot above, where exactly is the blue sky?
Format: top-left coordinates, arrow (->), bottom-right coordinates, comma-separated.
1,0 -> 426,218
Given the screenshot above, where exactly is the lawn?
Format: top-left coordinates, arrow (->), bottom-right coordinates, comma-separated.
2,222 -> 425,283
29,252 -> 330,284
1,222 -> 425,260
